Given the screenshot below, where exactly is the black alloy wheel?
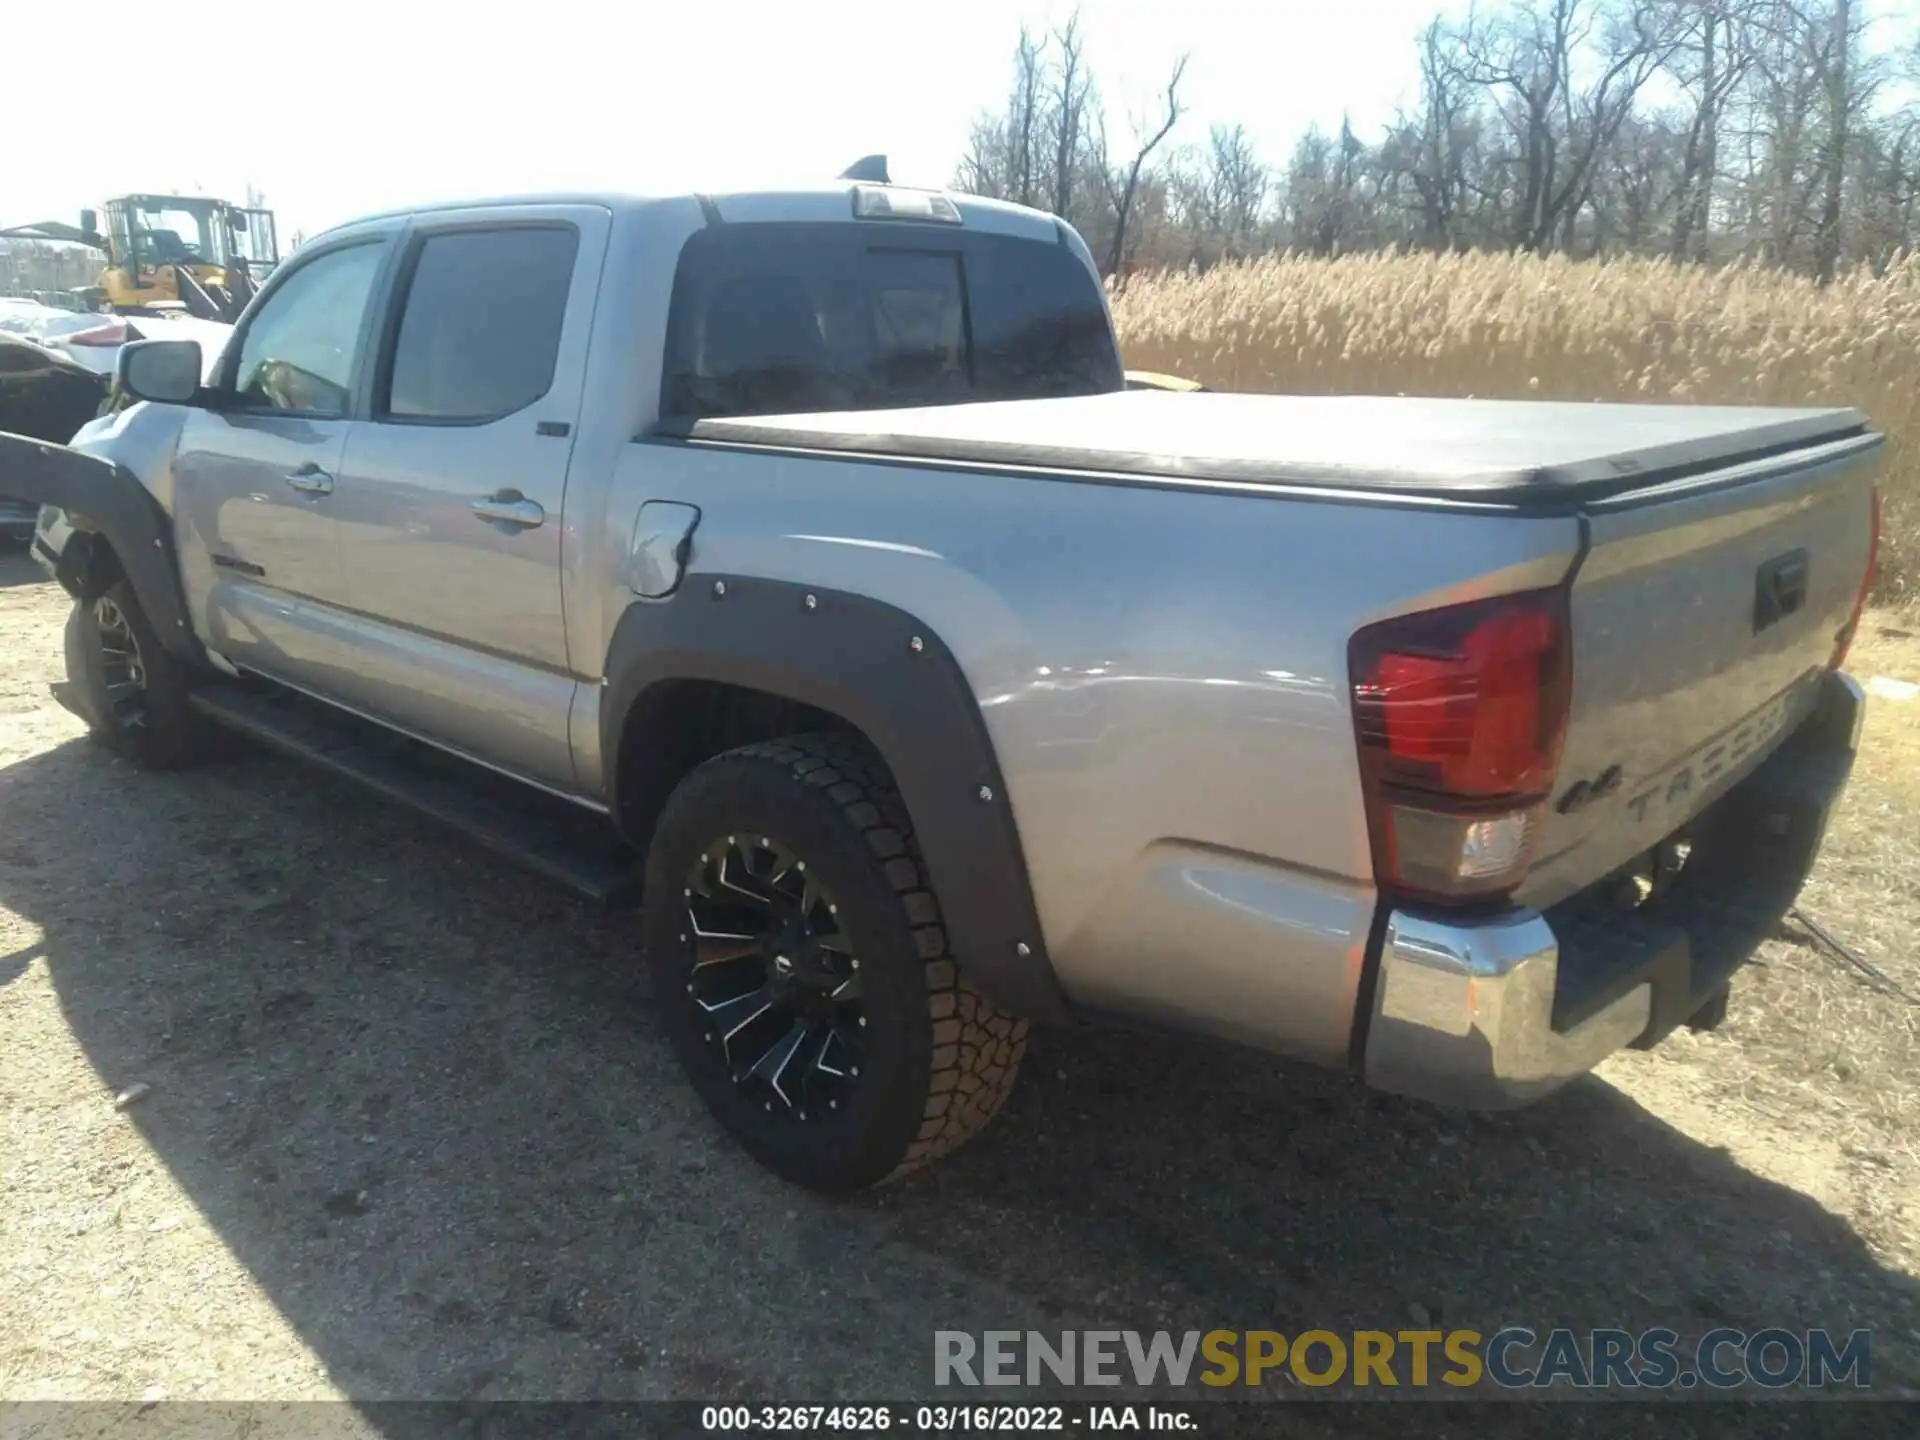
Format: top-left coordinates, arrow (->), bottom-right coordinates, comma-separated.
66,575 -> 207,769
684,832 -> 866,1119
644,734 -> 1028,1191
90,592 -> 150,737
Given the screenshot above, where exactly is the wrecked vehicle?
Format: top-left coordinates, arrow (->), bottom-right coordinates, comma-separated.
0,333 -> 106,540
2,178 -> 1883,1192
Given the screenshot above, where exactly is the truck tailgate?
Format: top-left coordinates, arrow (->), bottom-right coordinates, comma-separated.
1516,430 -> 1882,911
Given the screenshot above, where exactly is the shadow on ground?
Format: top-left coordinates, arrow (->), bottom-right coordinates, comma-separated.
1,725 -> 1914,1435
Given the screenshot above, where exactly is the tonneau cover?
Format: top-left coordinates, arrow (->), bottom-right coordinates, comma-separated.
680,392 -> 1871,507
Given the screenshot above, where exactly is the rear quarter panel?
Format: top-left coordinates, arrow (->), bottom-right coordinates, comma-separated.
591,443 -> 1582,1062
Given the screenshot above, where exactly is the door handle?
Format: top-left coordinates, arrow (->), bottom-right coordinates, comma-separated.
471,490 -> 546,529
284,464 -> 334,495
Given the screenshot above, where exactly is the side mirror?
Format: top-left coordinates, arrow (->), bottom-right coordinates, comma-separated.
117,339 -> 205,406
79,208 -> 103,246
232,211 -> 249,232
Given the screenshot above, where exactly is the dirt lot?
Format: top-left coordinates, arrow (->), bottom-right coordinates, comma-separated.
3,547 -> 1919,1428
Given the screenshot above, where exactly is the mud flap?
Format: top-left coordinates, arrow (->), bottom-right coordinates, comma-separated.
50,680 -> 89,724
56,603 -> 103,730
0,428 -> 199,667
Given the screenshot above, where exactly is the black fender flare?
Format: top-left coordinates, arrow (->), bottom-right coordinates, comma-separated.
0,428 -> 201,665
600,574 -> 1070,1024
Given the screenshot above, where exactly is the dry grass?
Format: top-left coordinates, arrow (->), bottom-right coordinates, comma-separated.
1112,249 -> 1920,603
1851,622 -> 1920,809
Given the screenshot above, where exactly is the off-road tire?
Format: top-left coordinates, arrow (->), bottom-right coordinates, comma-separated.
644,732 -> 1028,1191
66,575 -> 208,769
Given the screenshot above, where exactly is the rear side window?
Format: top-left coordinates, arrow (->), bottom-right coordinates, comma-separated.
382,226 -> 578,422
662,222 -> 1121,420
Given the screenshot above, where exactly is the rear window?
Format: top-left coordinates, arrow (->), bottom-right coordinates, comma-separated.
661,221 -> 1121,420
383,226 -> 577,423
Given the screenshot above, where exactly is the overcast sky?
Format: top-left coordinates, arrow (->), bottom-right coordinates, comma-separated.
11,0 -> 1916,242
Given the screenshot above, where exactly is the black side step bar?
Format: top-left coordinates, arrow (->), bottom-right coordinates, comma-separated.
188,681 -> 640,906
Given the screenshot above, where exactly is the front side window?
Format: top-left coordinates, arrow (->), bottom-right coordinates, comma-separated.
662,222 -> 1121,421
382,227 -> 578,422
232,242 -> 385,416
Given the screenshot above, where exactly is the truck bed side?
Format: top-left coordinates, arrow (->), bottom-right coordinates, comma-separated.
597,437 -> 1583,1065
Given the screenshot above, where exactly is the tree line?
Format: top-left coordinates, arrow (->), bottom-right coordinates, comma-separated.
954,0 -> 1920,281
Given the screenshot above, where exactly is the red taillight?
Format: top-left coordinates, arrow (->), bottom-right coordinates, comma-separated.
1350,589 -> 1571,903
65,319 -> 131,347
1830,485 -> 1880,671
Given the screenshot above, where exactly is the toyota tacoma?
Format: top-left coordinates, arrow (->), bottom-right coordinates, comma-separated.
3,176 -> 1882,1191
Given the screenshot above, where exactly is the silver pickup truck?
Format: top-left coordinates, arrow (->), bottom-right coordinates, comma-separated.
5,179 -> 1882,1192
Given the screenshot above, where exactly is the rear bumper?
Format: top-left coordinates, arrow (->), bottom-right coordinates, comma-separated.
1364,908 -> 1651,1109
1363,669 -> 1862,1109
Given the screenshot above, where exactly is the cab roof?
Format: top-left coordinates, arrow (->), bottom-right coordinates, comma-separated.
312,185 -> 1063,247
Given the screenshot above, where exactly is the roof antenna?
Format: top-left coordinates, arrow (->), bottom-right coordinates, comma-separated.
839,155 -> 890,184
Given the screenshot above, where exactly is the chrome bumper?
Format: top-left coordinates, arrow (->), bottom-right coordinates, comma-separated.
1362,908 -> 1651,1109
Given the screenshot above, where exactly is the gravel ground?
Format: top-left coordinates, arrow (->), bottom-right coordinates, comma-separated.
3,548 -> 1918,1432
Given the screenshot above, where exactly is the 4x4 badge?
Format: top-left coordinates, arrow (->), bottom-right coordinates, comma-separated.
1556,764 -> 1624,815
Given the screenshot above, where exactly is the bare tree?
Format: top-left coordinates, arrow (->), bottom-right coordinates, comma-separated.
1209,124 -> 1270,258
955,114 -> 1007,199
1666,0 -> 1760,259
1010,28 -> 1045,209
953,0 -> 1917,277
1286,118 -> 1376,255
1854,113 -> 1920,268
1592,112 -> 1683,249
1739,0 -> 1820,260
1399,18 -> 1481,246
1103,55 -> 1189,278
1732,0 -> 1886,275
1453,0 -> 1680,251
956,27 -> 1048,206
1049,14 -> 1095,225
1812,0 -> 1856,281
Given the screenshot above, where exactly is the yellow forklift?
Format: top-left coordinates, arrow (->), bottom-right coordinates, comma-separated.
75,193 -> 279,320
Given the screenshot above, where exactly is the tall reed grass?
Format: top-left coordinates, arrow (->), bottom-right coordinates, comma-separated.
1111,250 -> 1920,602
